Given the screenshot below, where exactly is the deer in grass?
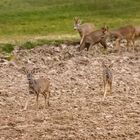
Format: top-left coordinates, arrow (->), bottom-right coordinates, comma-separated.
78,26 -> 108,51
22,67 -> 50,110
74,17 -> 108,49
108,25 -> 135,53
102,61 -> 113,100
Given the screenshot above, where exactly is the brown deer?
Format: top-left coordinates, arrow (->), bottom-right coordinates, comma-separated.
74,17 -> 108,49
108,25 -> 135,53
102,61 -> 113,100
74,17 -> 96,38
22,67 -> 50,110
78,26 -> 108,51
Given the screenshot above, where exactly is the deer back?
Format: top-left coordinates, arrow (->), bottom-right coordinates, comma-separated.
79,23 -> 96,37
79,28 -> 108,51
36,78 -> 50,93
113,25 -> 135,40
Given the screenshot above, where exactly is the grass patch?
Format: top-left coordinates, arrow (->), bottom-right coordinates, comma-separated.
0,0 -> 140,38
22,41 -> 36,49
0,0 -> 140,52
0,37 -> 79,54
21,37 -> 79,49
0,43 -> 14,53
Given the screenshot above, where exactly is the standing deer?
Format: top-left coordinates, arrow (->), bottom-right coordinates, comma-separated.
102,61 -> 113,100
74,17 -> 108,49
74,17 -> 96,38
22,67 -> 50,110
78,26 -> 108,51
108,25 -> 135,53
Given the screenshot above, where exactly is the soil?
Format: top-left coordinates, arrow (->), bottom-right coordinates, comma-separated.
0,44 -> 140,140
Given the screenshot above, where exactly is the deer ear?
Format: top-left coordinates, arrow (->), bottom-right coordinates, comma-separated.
74,17 -> 78,22
74,17 -> 77,20
102,25 -> 109,33
78,19 -> 82,24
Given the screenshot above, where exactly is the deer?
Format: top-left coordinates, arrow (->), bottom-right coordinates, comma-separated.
21,67 -> 50,110
108,25 -> 136,53
78,26 -> 108,51
102,61 -> 113,100
74,17 -> 108,49
74,17 -> 96,38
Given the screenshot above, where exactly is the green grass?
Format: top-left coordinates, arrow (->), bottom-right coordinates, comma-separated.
0,0 -> 140,47
0,43 -> 14,53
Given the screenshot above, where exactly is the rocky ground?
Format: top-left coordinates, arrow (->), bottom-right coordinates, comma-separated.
0,44 -> 140,140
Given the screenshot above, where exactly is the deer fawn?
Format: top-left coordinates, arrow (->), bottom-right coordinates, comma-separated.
74,17 -> 108,49
78,26 -> 108,51
102,61 -> 113,100
108,25 -> 135,53
22,67 -> 50,110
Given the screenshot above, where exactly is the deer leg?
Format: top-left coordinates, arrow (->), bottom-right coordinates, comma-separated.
131,39 -> 135,53
24,97 -> 30,110
100,38 -> 108,49
23,93 -> 32,110
42,92 -> 47,109
126,40 -> 130,52
36,93 -> 39,109
109,82 -> 112,94
85,43 -> 90,51
80,36 -> 84,45
103,80 -> 105,95
90,42 -> 97,55
103,83 -> 107,100
47,91 -> 50,107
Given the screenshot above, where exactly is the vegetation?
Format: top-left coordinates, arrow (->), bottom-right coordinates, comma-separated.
0,0 -> 140,52
0,43 -> 14,53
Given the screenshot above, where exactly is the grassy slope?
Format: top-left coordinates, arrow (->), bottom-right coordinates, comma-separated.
0,0 -> 140,43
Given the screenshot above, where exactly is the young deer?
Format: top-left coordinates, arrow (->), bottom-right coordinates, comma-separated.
74,17 -> 108,49
109,25 -> 135,52
78,27 -> 108,51
102,61 -> 113,100
22,67 -> 50,110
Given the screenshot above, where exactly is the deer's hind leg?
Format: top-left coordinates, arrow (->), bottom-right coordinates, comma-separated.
103,84 -> 108,100
24,97 -> 30,110
42,91 -> 50,109
131,38 -> 135,53
42,92 -> 47,109
109,81 -> 112,94
103,80 -> 107,100
36,93 -> 39,109
47,91 -> 50,106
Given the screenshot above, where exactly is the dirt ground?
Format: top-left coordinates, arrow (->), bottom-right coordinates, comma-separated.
0,44 -> 140,140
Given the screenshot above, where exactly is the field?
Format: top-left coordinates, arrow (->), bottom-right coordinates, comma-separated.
0,45 -> 140,139
0,0 -> 140,44
0,0 -> 140,140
